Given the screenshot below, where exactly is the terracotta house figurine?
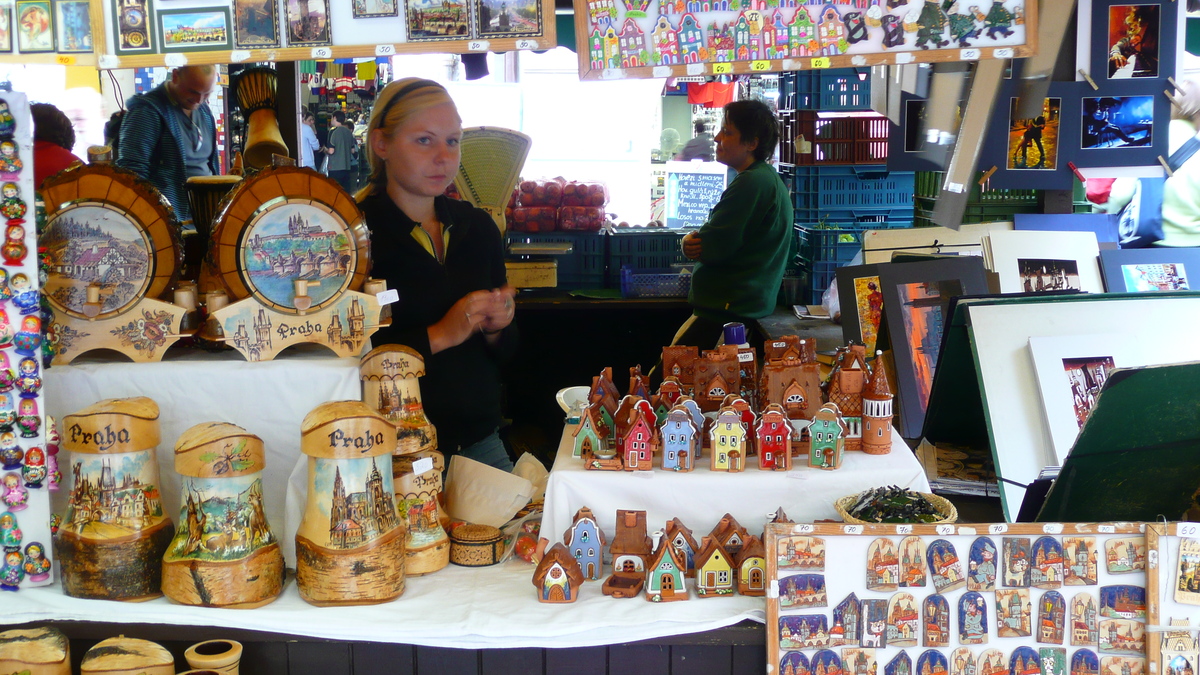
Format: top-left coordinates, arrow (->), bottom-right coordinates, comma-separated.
621,408 -> 658,471
694,536 -> 736,597
59,396 -> 174,601
534,542 -> 585,603
656,376 -> 685,409
564,506 -> 605,580
709,407 -> 747,472
0,626 -> 70,675
709,513 -> 750,559
604,509 -> 652,597
755,403 -> 792,470
763,334 -> 806,361
861,350 -> 894,455
661,345 -> 699,396
694,349 -> 741,413
589,367 -> 621,428
809,402 -> 848,470
665,517 -> 700,578
825,344 -> 871,450
660,405 -> 700,472
737,534 -> 767,596
629,365 -> 651,399
162,422 -> 285,609
645,532 -> 689,602
573,405 -> 610,459
612,394 -> 642,456
724,395 -> 757,456
758,337 -> 822,427
360,344 -> 438,455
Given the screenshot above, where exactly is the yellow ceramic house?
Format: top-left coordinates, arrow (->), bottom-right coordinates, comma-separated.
694,536 -> 736,597
708,407 -> 746,472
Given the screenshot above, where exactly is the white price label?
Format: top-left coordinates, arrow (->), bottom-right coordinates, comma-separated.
164,53 -> 188,67
851,55 -> 867,66
266,50 -> 279,61
937,525 -> 954,535
843,525 -> 864,535
946,182 -> 966,194
600,68 -> 625,80
956,527 -> 977,536
1149,550 -> 1159,569
686,63 -> 705,76
311,47 -> 332,59
376,289 -> 399,305
468,40 -> 490,51
783,59 -> 803,71
767,580 -> 780,598
772,341 -> 787,348
1177,522 -> 1200,537
794,524 -> 815,534
895,52 -> 915,64
1043,523 -> 1064,534
960,49 -> 981,61
98,54 -> 120,69
376,44 -> 396,56
994,48 -> 1014,59
1098,525 -> 1116,533
230,50 -> 252,63
516,39 -> 538,50
896,525 -> 913,535
412,457 -> 434,475
738,352 -> 754,362
652,66 -> 673,78
989,524 -> 1008,534
632,470 -> 654,479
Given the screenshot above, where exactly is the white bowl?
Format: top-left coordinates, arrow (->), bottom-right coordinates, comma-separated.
555,385 -> 591,420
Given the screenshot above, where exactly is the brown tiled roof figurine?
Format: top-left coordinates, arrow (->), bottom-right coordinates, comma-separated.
709,513 -> 750,560
629,365 -> 651,398
694,349 -> 741,412
826,344 -> 870,451
662,345 -> 699,396
758,337 -> 822,424
644,534 -> 689,602
603,509 -> 651,598
694,536 -> 736,597
533,543 -> 585,603
665,517 -> 701,577
736,534 -> 767,596
861,350 -> 894,455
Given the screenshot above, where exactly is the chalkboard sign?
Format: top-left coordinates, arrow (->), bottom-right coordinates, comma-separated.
665,161 -> 729,230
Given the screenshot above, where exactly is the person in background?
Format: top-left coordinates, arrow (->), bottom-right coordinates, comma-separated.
676,99 -> 793,353
116,65 -> 219,229
1157,78 -> 1200,246
30,102 -> 82,188
676,120 -> 715,162
325,110 -> 356,193
299,111 -> 322,170
356,77 -> 517,471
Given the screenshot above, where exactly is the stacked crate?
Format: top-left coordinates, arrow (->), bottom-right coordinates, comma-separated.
913,173 -> 1094,227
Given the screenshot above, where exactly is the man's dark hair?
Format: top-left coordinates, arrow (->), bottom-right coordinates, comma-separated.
31,102 -> 75,151
333,110 -> 346,125
722,99 -> 778,163
693,120 -> 707,135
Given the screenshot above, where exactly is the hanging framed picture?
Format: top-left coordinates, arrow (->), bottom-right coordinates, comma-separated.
1077,0 -> 1179,82
354,0 -> 398,19
54,0 -> 91,53
233,0 -> 280,49
0,7 -> 13,53
157,6 -> 231,52
406,0 -> 469,41
286,0 -> 331,46
474,0 -> 541,38
15,0 -> 54,53
1098,248 -> 1200,292
112,0 -> 154,55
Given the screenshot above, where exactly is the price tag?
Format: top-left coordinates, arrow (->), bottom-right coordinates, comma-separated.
1042,523 -> 1064,534
794,524 -> 815,534
600,68 -> 625,80
412,457 -> 435,475
1177,522 -> 1200,537
652,66 -> 673,78
686,63 -> 705,75
230,50 -> 252,63
712,62 -> 732,74
468,40 -> 490,51
164,53 -> 188,67
751,60 -> 772,72
960,49 -> 981,61
311,47 -> 332,59
811,57 -> 831,69
55,55 -> 76,66
851,55 -> 867,66
632,470 -> 654,479
937,524 -> 954,535
957,527 -> 977,536
1149,550 -> 1158,569
989,523 -> 1008,534
946,182 -> 966,194
843,525 -> 864,535
994,48 -> 1014,59
772,341 -> 787,348
376,44 -> 396,56
1099,525 -> 1116,534
376,289 -> 399,305
516,39 -> 539,50
895,52 -> 915,64
767,580 -> 780,598
98,54 -> 120,69
266,50 -> 279,61
896,525 -> 913,535
738,352 -> 754,362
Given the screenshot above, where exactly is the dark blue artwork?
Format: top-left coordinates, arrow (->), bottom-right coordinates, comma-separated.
959,591 -> 988,644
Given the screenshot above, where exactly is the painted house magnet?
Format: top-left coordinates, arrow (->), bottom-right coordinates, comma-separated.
57,396 -> 174,601
296,400 -> 405,606
360,344 -> 437,455
161,422 -> 285,609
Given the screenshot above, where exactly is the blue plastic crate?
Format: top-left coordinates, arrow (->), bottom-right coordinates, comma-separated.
792,165 -> 915,223
505,231 -> 606,290
620,266 -> 692,298
607,231 -> 687,285
782,68 -> 872,111
808,260 -> 841,305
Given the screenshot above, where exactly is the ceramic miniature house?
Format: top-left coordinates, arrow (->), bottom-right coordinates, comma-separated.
694,349 -> 741,413
533,542 -> 585,603
826,345 -> 871,451
809,402 -> 848,470
564,506 -> 605,581
709,407 -> 747,472
589,367 -> 621,428
621,408 -> 658,471
759,337 -> 822,423
604,509 -> 652,597
629,365 -> 650,399
861,350 -> 894,455
645,534 -> 688,602
755,403 -> 792,471
694,536 -> 736,597
656,377 -> 684,409
662,345 -> 699,396
665,517 -> 700,578
736,534 -> 767,596
660,405 -> 700,472
709,513 -> 750,560
573,405 -> 610,459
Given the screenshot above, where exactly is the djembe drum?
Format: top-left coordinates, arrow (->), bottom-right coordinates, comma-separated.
233,67 -> 288,170
185,175 -> 242,283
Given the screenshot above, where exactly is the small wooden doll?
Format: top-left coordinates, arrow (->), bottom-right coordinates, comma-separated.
0,352 -> 14,391
21,542 -> 50,582
0,182 -> 25,221
534,542 -> 585,603
0,310 -> 11,349
0,549 -> 22,590
0,626 -> 71,675
0,430 -> 19,469
13,317 -> 39,357
45,416 -> 60,491
0,392 -> 13,428
0,511 -> 20,548
809,403 -> 848,470
17,396 -> 38,438
21,446 -> 46,489
14,358 -> 37,397
9,274 -> 35,316
80,637 -> 174,675
1,471 -> 26,510
2,224 -> 25,266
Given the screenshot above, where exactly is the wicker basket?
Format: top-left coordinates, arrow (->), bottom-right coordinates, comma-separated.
834,491 -> 958,525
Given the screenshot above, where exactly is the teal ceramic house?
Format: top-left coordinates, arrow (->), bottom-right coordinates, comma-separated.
809,403 -> 847,470
645,539 -> 688,602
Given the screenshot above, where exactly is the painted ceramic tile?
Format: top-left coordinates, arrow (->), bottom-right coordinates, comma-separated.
1097,620 -> 1144,656
1175,537 -> 1200,604
842,648 -> 877,675
861,599 -> 888,649
1010,647 -> 1041,675
830,592 -> 861,647
781,614 -> 831,651
1099,657 -> 1145,675
782,651 -> 811,675
780,535 -> 826,571
1098,585 -> 1145,620
1164,654 -> 1195,675
950,648 -> 975,675
1003,537 -> 1032,587
978,650 -> 1006,675
927,538 -> 966,593
886,651 -> 913,675
1071,650 -> 1100,675
997,588 -> 1032,638
886,592 -> 919,647
923,593 -> 950,648
812,649 -> 843,675
1032,536 -> 1065,589
918,649 -> 949,675
968,536 -> 998,592
1071,592 -> 1100,646
44,204 -> 153,318
241,201 -> 357,311
1037,590 -> 1067,645
867,538 -> 899,592
781,573 -> 828,610
63,451 -> 167,538
1041,648 -> 1067,675
959,591 -> 989,645
1104,537 -> 1145,574
899,535 -> 927,588
1063,537 -> 1098,586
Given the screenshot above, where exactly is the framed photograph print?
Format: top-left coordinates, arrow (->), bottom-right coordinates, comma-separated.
158,7 -> 230,52
475,0 -> 541,38
354,0 -> 398,19
1106,4 -> 1161,79
405,0 -> 469,41
54,0 -> 91,52
1099,248 -> 1200,292
985,230 -> 1105,295
1077,0 -> 1178,83
0,8 -> 13,53
286,0 -> 331,46
1081,94 -> 1154,149
234,0 -> 280,49
1007,97 -> 1061,171
112,0 -> 154,55
835,263 -> 883,356
15,0 -> 54,53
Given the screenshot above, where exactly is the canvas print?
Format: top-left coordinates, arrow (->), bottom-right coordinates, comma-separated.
1071,593 -> 1100,646
854,276 -> 883,355
62,451 -> 167,539
867,538 -> 899,592
1037,591 -> 1067,644
1108,5 -> 1159,79
950,649 -> 974,675
1063,356 -> 1115,429
917,649 -> 948,675
830,592 -> 861,647
969,536 -> 998,592
1099,585 -> 1145,619
0,8 -> 12,53
54,0 -> 90,52
1031,535 -> 1065,589
1105,537 -> 1145,574
114,0 -> 153,53
783,652 -> 811,675
844,649 -> 878,675
898,535 -> 926,588
1100,658 -> 1144,675
779,535 -> 826,571
959,591 -> 988,645
886,651 -> 912,675
862,599 -> 888,649
159,8 -> 230,51
239,201 -> 356,312
979,650 -> 1006,675
897,279 -> 962,413
234,0 -> 280,49
780,614 -> 830,650
1004,537 -> 1032,587
780,573 -> 827,610
811,649 -> 843,675
1018,258 -> 1081,293
354,0 -> 398,18
43,203 -> 152,319
1121,263 -> 1189,291
287,0 -> 331,46
1082,97 -> 1153,149
927,538 -> 966,593
1175,537 -> 1200,604
1072,650 -> 1100,675
886,592 -> 918,647
406,0 -> 469,41
1063,536 -> 1098,585
996,589 -> 1032,637
163,473 -> 273,563
1008,97 -> 1060,170
1041,649 -> 1067,675
476,0 -> 540,36
1097,620 -> 1144,656
16,0 -> 53,52
1009,647 -> 1040,675
296,456 -> 400,550
923,594 -> 949,647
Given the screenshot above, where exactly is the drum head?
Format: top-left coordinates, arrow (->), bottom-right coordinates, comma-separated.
40,163 -> 182,320
209,166 -> 370,314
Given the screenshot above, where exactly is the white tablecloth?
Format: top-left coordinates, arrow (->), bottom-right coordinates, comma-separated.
542,425 -> 930,547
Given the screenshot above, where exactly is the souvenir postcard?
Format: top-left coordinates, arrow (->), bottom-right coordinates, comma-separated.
158,7 -> 230,52
830,592 -> 861,647
1175,537 -> 1200,605
1071,593 -> 1099,646
862,599 -> 888,649
1082,96 -> 1154,150
1072,650 -> 1100,675
927,538 -> 966,593
0,7 -> 11,53
996,588 -> 1032,638
1097,619 -> 1144,656
1036,591 -> 1066,644
1106,4 -> 1159,79
1004,537 -> 1032,587
1063,537 -> 1098,586
354,0 -> 399,18
474,0 -> 541,37
1099,248 -> 1200,293
112,0 -> 153,54
406,0 -> 469,41
234,0 -> 281,49
1031,535 -> 1065,589
984,230 -> 1104,295
1098,585 -> 1145,619
923,594 -> 949,648
886,592 -> 918,648
1105,537 -> 1145,574
959,591 -> 988,645
867,538 -> 899,592
969,536 -> 998,591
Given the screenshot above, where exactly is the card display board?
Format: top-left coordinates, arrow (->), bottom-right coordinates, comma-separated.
1146,524 -> 1200,675
766,522 -> 1148,675
664,160 -> 727,229
573,0 -> 1036,81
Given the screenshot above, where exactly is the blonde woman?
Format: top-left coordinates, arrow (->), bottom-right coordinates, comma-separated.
357,78 -> 516,471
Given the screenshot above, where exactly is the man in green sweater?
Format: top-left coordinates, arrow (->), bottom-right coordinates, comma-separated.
677,99 -> 794,352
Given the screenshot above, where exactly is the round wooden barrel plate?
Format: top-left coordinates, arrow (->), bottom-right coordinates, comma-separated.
40,163 -> 182,321
208,166 -> 370,314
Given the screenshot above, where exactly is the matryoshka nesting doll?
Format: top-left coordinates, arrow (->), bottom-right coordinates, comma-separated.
45,416 -> 59,491
0,310 -> 13,350
1,225 -> 22,266
9,274 -> 35,315
0,354 -> 12,394
0,268 -> 11,304
13,319 -> 39,358
0,141 -> 22,175
14,358 -> 37,397
0,431 -> 19,469
0,101 -> 14,137
0,511 -> 20,548
0,550 -> 22,590
0,392 -> 15,429
17,398 -> 38,438
1,472 -> 25,510
20,446 -> 44,487
0,183 -> 24,222
22,542 -> 49,582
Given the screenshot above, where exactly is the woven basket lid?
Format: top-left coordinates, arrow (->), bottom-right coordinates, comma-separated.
451,523 -> 502,543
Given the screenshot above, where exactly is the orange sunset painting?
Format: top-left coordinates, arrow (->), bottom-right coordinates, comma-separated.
898,280 -> 962,412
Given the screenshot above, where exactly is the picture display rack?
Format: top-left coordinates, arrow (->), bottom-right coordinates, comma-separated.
0,0 -> 105,66
1145,524 -> 1200,675
766,523 -> 1149,675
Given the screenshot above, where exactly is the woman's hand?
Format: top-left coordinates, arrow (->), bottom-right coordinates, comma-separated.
682,231 -> 702,260
478,285 -> 517,337
427,291 -> 492,354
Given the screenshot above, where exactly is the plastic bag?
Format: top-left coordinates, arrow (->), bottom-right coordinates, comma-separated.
557,206 -> 606,232
517,177 -> 566,207
561,181 -> 609,207
508,206 -> 558,232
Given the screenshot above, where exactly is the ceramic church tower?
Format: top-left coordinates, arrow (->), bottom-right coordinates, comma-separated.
861,350 -> 894,455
